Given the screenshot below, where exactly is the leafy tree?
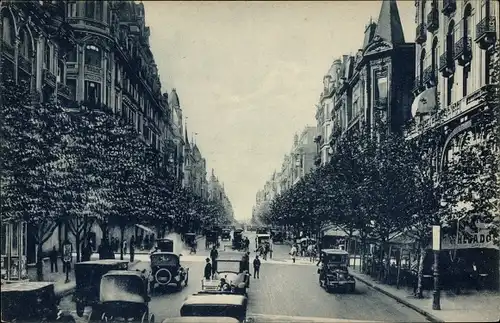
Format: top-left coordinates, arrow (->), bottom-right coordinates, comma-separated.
1,78 -> 72,280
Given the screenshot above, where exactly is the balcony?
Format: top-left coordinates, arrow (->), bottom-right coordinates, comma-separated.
453,37 -> 472,66
439,51 -> 454,77
426,8 -> 439,33
422,66 -> 435,86
415,23 -> 427,44
442,0 -> 456,16
18,55 -> 32,73
85,64 -> 102,75
57,83 -> 73,99
43,69 -> 56,87
475,16 -> 497,50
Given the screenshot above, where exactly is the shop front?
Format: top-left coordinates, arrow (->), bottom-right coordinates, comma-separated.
1,221 -> 28,282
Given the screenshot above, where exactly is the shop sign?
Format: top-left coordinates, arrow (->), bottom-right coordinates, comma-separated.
442,225 -> 499,250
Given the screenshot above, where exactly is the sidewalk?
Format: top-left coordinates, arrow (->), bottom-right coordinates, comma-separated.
27,254 -> 141,297
350,268 -> 500,322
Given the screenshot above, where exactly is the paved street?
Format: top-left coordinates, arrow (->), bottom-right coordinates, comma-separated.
60,231 -> 428,322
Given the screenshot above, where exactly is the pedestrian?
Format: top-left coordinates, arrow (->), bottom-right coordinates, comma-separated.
253,255 -> 261,279
82,243 -> 92,262
308,243 -> 314,262
290,244 -> 297,263
123,240 -> 127,255
49,246 -> 58,273
130,236 -> 135,262
210,245 -> 219,278
204,258 -> 212,280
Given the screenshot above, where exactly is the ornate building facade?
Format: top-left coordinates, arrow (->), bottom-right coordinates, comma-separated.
330,0 -> 415,148
408,0 -> 499,289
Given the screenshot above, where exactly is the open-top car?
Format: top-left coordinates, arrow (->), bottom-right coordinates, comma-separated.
150,252 -> 189,291
180,293 -> 248,322
318,249 -> 355,293
97,270 -> 155,323
221,228 -> 231,241
1,281 -> 75,323
73,259 -> 129,317
200,256 -> 250,296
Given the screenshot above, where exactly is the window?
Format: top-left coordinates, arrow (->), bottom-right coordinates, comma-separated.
66,79 -> 76,100
374,76 -> 388,103
67,47 -> 77,62
463,5 -> 473,97
85,1 -> 95,19
431,38 -> 438,84
2,14 -> 15,45
85,81 -> 101,104
57,60 -> 65,83
85,45 -> 101,67
44,42 -> 51,71
19,29 -> 32,58
446,21 -> 455,105
419,48 -> 426,83
67,2 -> 77,17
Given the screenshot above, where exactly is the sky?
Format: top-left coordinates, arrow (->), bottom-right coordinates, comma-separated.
142,0 -> 416,221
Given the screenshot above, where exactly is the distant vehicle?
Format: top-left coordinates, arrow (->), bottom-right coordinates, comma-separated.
221,228 -> 232,241
1,281 -> 75,322
98,270 -> 155,323
150,252 -> 189,291
154,238 -> 174,253
318,249 -> 355,293
73,259 -> 129,317
232,229 -> 244,250
206,230 -> 219,249
184,233 -> 198,254
272,231 -> 284,244
256,227 -> 269,235
255,234 -> 271,246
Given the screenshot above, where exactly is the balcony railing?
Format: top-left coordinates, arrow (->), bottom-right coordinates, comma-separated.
85,64 -> 102,74
422,66 -> 435,85
475,16 -> 497,50
415,23 -> 427,44
439,51 -> 454,77
57,83 -> 72,99
43,69 -> 56,87
1,40 -> 15,58
454,36 -> 472,66
442,0 -> 456,16
18,55 -> 32,73
426,8 -> 439,32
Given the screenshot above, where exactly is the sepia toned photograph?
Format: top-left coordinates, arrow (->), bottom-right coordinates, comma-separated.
0,0 -> 499,322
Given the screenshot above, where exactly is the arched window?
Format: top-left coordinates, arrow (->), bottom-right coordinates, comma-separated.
2,12 -> 15,45
44,42 -> 51,71
463,5 -> 473,97
84,44 -> 101,67
446,20 -> 455,106
419,48 -> 426,84
431,37 -> 438,84
19,28 -> 33,58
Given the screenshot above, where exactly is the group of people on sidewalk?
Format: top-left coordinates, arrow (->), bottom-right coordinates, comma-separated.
289,242 -> 318,263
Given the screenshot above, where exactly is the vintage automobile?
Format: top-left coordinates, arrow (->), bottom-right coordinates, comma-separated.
97,270 -> 155,323
206,230 -> 219,250
318,249 -> 356,293
232,229 -> 244,250
200,257 -> 250,296
221,229 -> 232,241
184,233 -> 197,254
162,317 -> 239,323
150,252 -> 189,291
1,281 -> 75,322
180,293 -> 248,322
255,227 -> 268,235
73,259 -> 129,317
154,238 -> 174,252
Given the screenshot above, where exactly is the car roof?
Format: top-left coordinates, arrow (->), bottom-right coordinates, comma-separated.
185,233 -> 196,235
157,238 -> 173,242
183,294 -> 246,306
151,252 -> 178,256
76,259 -> 129,266
103,270 -> 144,277
322,249 -> 349,255
1,281 -> 54,292
162,317 -> 239,323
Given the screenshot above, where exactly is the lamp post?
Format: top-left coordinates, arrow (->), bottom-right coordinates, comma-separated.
431,225 -> 441,310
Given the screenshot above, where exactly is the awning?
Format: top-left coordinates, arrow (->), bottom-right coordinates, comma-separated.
411,87 -> 437,117
135,224 -> 155,234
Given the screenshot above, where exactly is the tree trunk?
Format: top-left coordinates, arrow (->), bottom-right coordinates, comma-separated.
378,242 -> 385,281
120,226 -> 125,261
75,235 -> 81,263
36,243 -> 44,281
416,245 -> 427,298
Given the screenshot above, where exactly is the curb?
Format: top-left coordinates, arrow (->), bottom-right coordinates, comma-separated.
350,272 -> 444,323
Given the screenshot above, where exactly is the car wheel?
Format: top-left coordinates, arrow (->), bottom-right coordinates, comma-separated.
100,312 -> 108,323
185,273 -> 189,286
140,312 -> 147,323
76,302 -> 85,317
149,314 -> 155,323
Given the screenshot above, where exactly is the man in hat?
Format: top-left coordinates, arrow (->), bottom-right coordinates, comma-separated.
204,258 -> 212,280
